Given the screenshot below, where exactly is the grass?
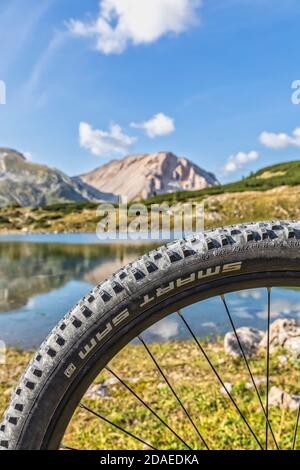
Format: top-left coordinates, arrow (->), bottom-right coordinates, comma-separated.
1,340 -> 299,450
145,160 -> 300,205
0,185 -> 299,234
0,160 -> 300,234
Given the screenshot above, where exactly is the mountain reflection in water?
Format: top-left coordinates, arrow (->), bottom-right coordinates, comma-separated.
0,237 -> 155,348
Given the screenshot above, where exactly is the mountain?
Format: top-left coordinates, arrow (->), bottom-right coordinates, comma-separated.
0,159 -> 300,233
77,151 -> 219,201
0,148 -> 115,207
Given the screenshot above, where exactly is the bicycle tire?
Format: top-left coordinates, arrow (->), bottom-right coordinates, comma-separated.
1,220 -> 300,450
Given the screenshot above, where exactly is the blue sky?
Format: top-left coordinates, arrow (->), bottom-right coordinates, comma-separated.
0,0 -> 300,181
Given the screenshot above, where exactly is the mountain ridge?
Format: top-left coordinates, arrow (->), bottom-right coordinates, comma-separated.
0,148 -> 116,207
0,149 -> 219,207
77,151 -> 219,201
0,159 -> 299,233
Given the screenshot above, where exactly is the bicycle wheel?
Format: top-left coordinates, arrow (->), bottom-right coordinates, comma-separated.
1,221 -> 300,450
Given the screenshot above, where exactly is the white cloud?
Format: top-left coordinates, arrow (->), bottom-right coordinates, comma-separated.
17,30 -> 69,110
260,127 -> 300,150
27,30 -> 69,91
23,151 -> 33,161
131,112 -> 175,138
238,289 -> 263,300
257,298 -> 300,320
68,0 -> 202,54
79,122 -> 137,157
232,308 -> 253,319
223,150 -> 259,174
148,317 -> 179,340
201,321 -> 217,329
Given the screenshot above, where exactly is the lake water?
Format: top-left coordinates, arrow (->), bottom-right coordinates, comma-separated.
0,234 -> 299,350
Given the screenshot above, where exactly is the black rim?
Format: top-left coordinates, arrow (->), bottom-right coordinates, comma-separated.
41,271 -> 300,450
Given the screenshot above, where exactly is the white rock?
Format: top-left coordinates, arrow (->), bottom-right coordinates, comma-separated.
85,376 -> 139,400
268,386 -> 300,411
260,319 -> 300,359
103,377 -> 119,387
224,327 -> 264,358
85,384 -> 110,399
278,355 -> 288,366
284,336 -> 300,360
220,382 -> 233,396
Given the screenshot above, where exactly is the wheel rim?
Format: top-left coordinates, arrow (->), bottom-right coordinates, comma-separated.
43,273 -> 300,450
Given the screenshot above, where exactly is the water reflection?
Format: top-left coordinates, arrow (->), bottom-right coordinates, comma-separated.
0,237 -> 155,348
0,241 -> 153,313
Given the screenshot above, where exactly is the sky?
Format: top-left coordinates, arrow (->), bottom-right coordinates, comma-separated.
0,0 -> 300,182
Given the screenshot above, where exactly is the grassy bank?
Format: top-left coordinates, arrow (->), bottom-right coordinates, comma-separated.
0,161 -> 300,234
0,185 -> 300,234
1,341 -> 299,450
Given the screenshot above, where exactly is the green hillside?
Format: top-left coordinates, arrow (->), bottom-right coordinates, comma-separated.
144,160 -> 300,205
0,160 -> 300,234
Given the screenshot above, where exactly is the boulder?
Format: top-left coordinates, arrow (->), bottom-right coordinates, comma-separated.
224,327 -> 264,358
85,377 -> 119,399
268,386 -> 300,411
85,376 -> 139,400
260,319 -> 300,360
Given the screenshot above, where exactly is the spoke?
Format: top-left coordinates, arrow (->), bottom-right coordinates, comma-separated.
177,310 -> 263,450
60,443 -> 79,451
106,367 -> 192,450
138,335 -> 210,450
292,403 -> 300,450
265,287 -> 271,450
221,294 -> 279,450
79,403 -> 157,450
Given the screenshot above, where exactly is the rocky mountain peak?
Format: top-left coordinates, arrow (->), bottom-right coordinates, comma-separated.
0,148 -> 218,207
0,148 -> 27,170
78,151 -> 219,201
0,149 -> 115,207
0,148 -> 26,160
